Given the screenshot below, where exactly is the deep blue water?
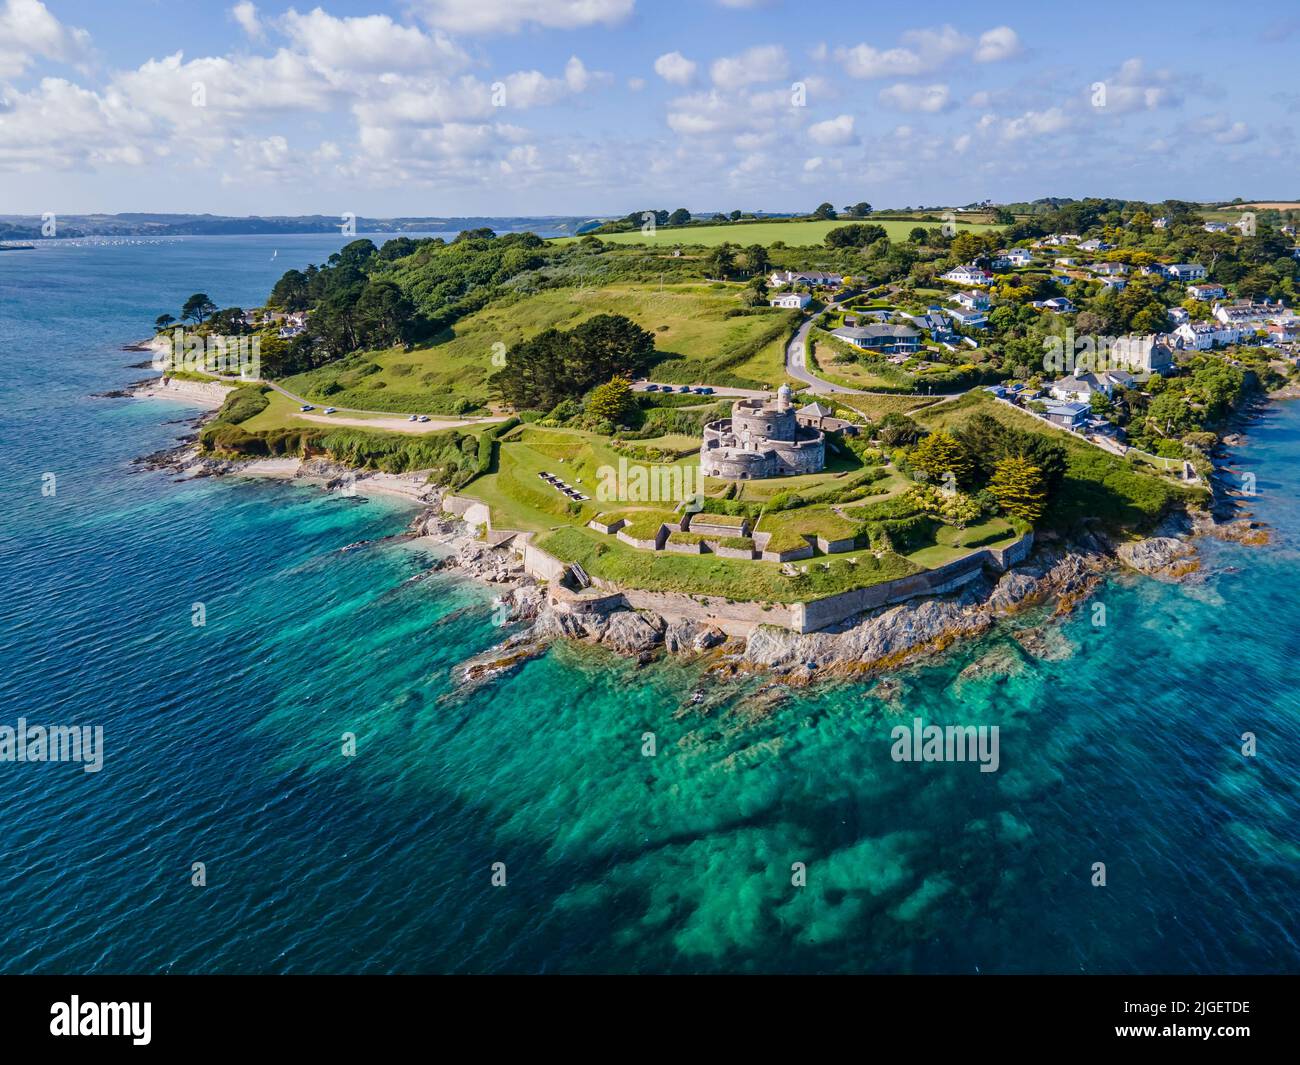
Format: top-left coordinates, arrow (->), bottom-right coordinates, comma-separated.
0,235 -> 1297,973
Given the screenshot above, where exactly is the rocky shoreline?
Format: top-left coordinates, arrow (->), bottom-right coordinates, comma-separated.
412,499 -> 1263,693
121,374 -> 1274,691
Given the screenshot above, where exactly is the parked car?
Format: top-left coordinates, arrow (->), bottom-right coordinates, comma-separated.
698,387 -> 714,395
299,404 -> 314,411
408,414 -> 418,422
323,407 -> 337,414
678,385 -> 691,393
644,384 -> 659,391
417,415 -> 430,423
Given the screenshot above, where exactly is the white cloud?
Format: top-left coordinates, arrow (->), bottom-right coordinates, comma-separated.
654,51 -> 696,86
0,0 -> 90,79
282,9 -> 468,74
230,2 -> 263,41
1192,113 -> 1254,144
878,83 -> 954,113
999,107 -> 1070,141
710,44 -> 788,90
807,113 -> 856,145
627,76 -> 646,91
803,156 -> 822,170
414,0 -> 634,34
974,26 -> 1021,63
836,23 -> 1020,79
1092,58 -> 1184,113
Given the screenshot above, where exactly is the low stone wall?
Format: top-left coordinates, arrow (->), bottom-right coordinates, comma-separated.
617,528 -> 667,551
816,534 -> 857,554
665,539 -> 704,555
761,542 -> 815,563
709,541 -> 757,560
790,531 -> 1034,633
614,587 -> 794,637
522,542 -> 569,583
442,494 -> 492,529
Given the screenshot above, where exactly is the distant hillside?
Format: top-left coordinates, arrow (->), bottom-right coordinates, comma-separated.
0,213 -> 592,240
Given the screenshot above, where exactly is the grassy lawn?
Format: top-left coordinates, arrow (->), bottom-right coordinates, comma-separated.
539,525 -> 919,603
552,218 -> 1001,248
807,336 -> 922,393
906,517 -> 1017,567
278,282 -> 797,408
824,394 -> 942,421
461,425 -> 697,533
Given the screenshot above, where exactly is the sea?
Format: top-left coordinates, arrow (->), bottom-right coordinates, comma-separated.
0,233 -> 1296,974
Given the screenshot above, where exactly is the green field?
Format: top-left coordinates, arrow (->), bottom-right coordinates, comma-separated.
554,218 -> 1001,248
276,282 -> 796,411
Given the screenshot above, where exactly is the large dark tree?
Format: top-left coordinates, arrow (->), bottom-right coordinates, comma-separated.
181,293 -> 217,324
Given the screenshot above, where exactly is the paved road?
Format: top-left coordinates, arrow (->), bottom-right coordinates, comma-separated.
785,304 -> 852,393
212,375 -> 510,433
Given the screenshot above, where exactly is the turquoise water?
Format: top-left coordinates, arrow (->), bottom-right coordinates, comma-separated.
1,236 -> 1297,973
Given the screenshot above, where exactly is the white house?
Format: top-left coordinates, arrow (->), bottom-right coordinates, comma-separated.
1005,249 -> 1034,266
1214,301 -> 1288,328
949,289 -> 991,311
941,265 -> 993,286
1042,297 -> 1076,313
1153,217 -> 1171,229
1099,276 -> 1127,291
770,291 -> 811,310
769,269 -> 843,289
1050,370 -> 1136,403
1203,221 -> 1229,233
1174,322 -> 1240,350
1166,263 -> 1208,281
948,307 -> 989,329
1078,238 -> 1113,252
1168,306 -> 1190,325
1187,283 -> 1225,301
1054,257 -> 1078,267
1090,262 -> 1128,276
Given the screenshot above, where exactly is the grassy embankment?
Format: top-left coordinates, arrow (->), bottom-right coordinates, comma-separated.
274,282 -> 799,415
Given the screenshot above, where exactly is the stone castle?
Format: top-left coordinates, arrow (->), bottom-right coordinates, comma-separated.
700,384 -> 826,479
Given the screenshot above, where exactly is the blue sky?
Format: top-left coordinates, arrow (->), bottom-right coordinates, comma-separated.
1,0 -> 1297,216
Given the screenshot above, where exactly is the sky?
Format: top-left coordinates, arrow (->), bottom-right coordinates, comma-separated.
1,0 -> 1298,217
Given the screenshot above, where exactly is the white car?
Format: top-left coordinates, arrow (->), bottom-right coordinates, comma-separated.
323,406 -> 337,414
408,414 -> 418,422
417,415 -> 430,423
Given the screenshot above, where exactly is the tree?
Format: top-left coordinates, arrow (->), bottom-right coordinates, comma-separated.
876,412 -> 923,446
742,275 -> 769,306
844,202 -> 872,217
908,429 -> 975,486
826,223 -> 887,248
988,455 -> 1048,525
812,202 -> 837,220
154,313 -> 176,331
181,293 -> 217,325
729,210 -> 743,221
667,208 -> 691,226
586,376 -> 633,423
908,227 -> 928,242
707,243 -> 737,279
745,243 -> 770,276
